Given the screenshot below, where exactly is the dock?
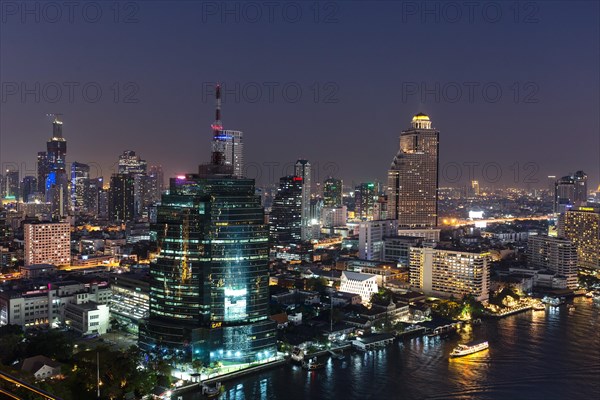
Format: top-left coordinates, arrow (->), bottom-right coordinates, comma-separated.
351,333 -> 395,351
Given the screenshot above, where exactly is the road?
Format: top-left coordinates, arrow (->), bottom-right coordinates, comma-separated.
0,370 -> 60,400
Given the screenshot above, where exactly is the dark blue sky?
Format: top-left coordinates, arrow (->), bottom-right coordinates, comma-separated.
1,1 -> 598,189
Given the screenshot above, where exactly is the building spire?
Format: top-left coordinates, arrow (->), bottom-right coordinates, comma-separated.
210,84 -> 225,165
211,84 -> 222,131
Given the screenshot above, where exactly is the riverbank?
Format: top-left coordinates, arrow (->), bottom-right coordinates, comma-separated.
176,298 -> 599,400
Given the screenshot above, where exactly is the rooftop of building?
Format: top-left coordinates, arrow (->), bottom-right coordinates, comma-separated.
341,271 -> 377,281
67,300 -> 103,311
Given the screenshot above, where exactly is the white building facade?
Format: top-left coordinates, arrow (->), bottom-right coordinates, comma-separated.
339,271 -> 379,304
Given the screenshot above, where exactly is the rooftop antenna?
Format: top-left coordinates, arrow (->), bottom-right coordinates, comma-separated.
46,113 -> 63,123
210,84 -> 225,165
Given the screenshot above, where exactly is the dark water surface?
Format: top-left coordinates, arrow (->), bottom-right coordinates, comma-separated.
186,297 -> 600,400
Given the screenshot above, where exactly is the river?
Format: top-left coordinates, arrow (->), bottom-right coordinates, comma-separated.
184,297 -> 600,400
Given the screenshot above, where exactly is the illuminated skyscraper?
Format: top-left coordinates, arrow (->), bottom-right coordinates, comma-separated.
117,150 -> 150,218
21,176 -> 38,203
355,182 -> 376,220
214,130 -> 244,177
37,151 -> 49,194
4,169 -> 19,200
270,176 -> 303,244
141,86 -> 276,364
295,159 -> 311,241
559,207 -> 600,270
108,173 -> 135,222
71,162 -> 90,214
83,177 -> 103,216
149,165 -> 164,196
471,180 -> 480,196
387,113 -> 439,228
555,171 -> 587,213
45,116 -> 69,217
323,177 -> 343,207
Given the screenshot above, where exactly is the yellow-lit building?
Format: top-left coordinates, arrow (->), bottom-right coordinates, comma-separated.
409,246 -> 490,302
560,207 -> 600,270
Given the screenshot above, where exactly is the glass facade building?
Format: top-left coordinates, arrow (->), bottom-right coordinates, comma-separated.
141,173 -> 276,364
269,176 -> 303,245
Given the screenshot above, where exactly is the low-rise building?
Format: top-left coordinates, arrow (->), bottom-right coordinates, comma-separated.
339,271 -> 378,304
20,264 -> 56,279
64,299 -> 109,336
0,280 -> 110,329
109,272 -> 150,333
20,355 -> 62,381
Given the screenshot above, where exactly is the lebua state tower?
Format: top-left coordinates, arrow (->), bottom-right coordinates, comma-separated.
387,113 -> 439,228
140,86 -> 276,364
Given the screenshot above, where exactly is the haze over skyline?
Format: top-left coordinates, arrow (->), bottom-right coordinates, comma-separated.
1,1 -> 598,189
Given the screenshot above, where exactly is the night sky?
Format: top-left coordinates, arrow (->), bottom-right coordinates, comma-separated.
1,1 -> 598,190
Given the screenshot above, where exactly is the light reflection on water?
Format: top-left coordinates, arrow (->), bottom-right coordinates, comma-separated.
185,299 -> 600,400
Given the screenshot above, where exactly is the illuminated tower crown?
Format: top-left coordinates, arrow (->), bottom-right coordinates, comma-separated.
411,112 -> 432,129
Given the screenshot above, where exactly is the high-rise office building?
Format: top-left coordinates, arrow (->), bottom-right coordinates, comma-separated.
555,171 -> 588,213
4,169 -> 20,200
559,207 -> 600,270
270,176 -> 303,245
471,180 -> 480,197
214,130 -> 244,177
98,187 -> 109,220
117,150 -> 149,218
45,116 -> 69,217
140,85 -> 276,364
355,183 -> 376,220
24,222 -> 71,267
149,165 -> 164,197
323,177 -> 343,207
109,173 -> 135,222
409,246 -> 490,302
21,176 -> 38,203
527,236 -> 578,289
71,162 -> 90,214
118,150 -> 147,175
37,151 -> 49,194
387,113 -> 439,228
83,177 -> 103,216
295,159 -> 311,241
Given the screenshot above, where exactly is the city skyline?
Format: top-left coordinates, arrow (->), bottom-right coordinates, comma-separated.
0,2 -> 599,399
2,111 -> 598,192
1,2 -> 598,189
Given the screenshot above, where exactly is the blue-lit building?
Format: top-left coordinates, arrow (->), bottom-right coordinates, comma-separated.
140,171 -> 276,364
44,116 -> 69,217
